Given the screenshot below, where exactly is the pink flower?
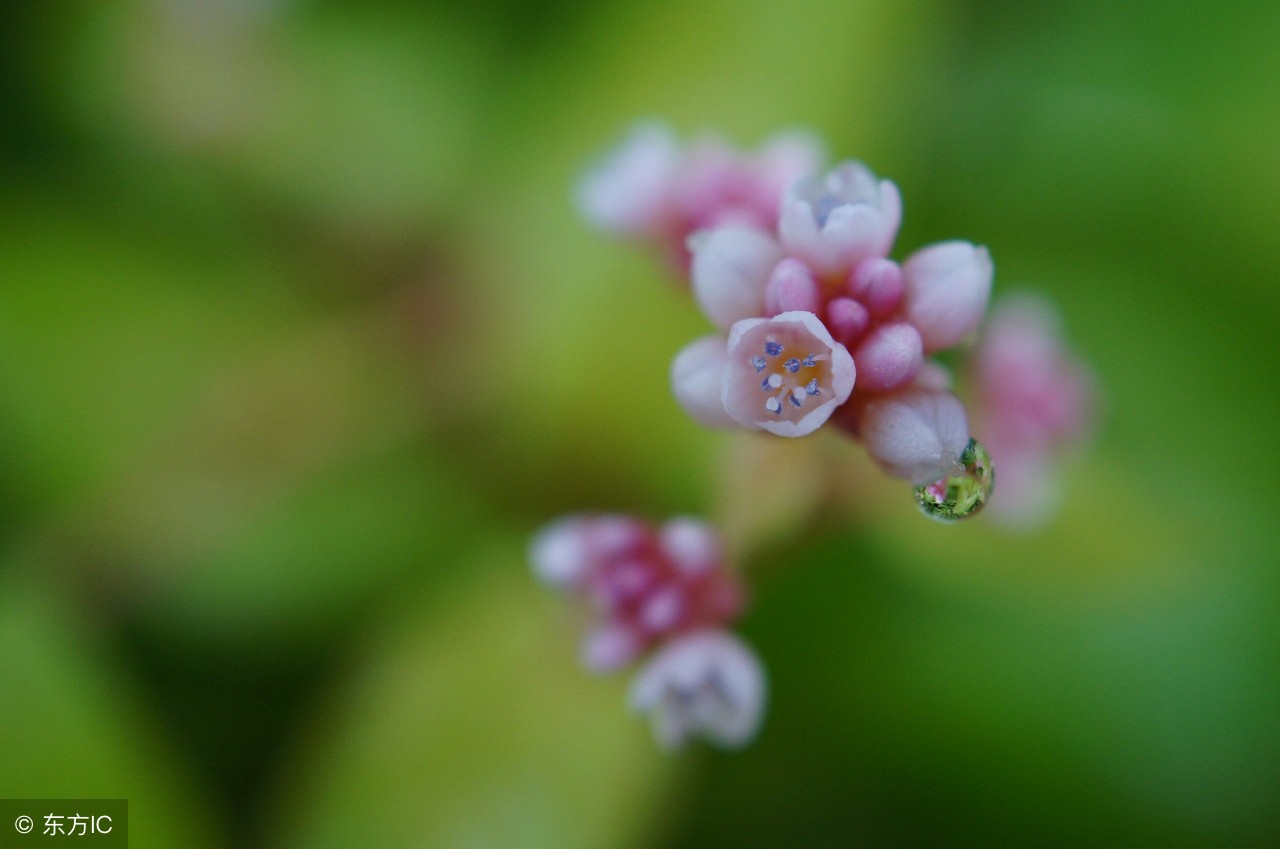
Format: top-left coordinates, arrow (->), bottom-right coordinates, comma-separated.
721,311 -> 856,437
575,121 -> 680,237
778,161 -> 902,276
689,227 -> 784,329
629,629 -> 766,750
968,295 -> 1096,526
671,312 -> 859,439
530,515 -> 746,671
577,122 -> 824,272
901,240 -> 994,351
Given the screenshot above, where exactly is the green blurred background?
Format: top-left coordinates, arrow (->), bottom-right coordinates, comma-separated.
2,0 -> 1278,846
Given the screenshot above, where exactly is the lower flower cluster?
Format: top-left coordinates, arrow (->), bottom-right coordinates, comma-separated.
531,515 -> 765,749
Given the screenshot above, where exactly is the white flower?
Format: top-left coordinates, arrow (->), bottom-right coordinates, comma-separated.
778,161 -> 902,275
629,630 -> 766,750
721,311 -> 856,437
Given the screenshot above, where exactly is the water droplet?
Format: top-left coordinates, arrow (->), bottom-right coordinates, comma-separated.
913,438 -> 994,522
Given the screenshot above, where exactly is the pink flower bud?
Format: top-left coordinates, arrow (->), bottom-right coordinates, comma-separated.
763,258 -> 821,316
671,335 -> 736,428
659,518 -> 723,574
583,624 -> 643,672
576,121 -> 679,236
858,387 -> 971,485
825,297 -> 871,347
849,257 -> 904,318
852,322 -> 924,393
901,240 -> 994,351
689,227 -> 783,329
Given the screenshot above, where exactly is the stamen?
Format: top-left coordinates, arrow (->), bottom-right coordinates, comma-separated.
789,387 -> 805,408
762,373 -> 783,390
784,358 -> 801,373
802,354 -> 816,367
751,356 -> 767,373
764,341 -> 783,357
806,378 -> 820,395
764,396 -> 782,414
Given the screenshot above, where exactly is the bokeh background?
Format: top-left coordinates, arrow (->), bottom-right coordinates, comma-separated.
2,0 -> 1279,846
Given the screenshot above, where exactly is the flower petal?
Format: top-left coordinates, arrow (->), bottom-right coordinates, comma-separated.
671,335 -> 737,428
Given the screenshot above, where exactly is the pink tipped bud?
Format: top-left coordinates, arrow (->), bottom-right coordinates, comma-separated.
852,322 -> 924,393
659,518 -> 722,574
529,516 -> 595,588
764,258 -> 821,316
583,624 -> 642,672
849,257 -> 904,318
825,297 -> 871,347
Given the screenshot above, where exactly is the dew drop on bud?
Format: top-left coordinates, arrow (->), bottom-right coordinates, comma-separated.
913,438 -> 994,522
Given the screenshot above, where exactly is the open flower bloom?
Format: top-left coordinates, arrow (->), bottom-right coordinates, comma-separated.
577,121 -> 824,272
722,311 -> 856,437
671,311 -> 857,438
968,295 -> 1096,527
629,629 -> 766,750
530,515 -> 745,671
778,161 -> 902,276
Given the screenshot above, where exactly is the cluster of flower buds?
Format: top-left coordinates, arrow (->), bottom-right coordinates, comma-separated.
582,122 -> 999,503
531,515 -> 765,749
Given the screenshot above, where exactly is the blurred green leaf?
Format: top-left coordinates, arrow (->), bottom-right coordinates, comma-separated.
265,544 -> 679,849
0,571 -> 222,849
